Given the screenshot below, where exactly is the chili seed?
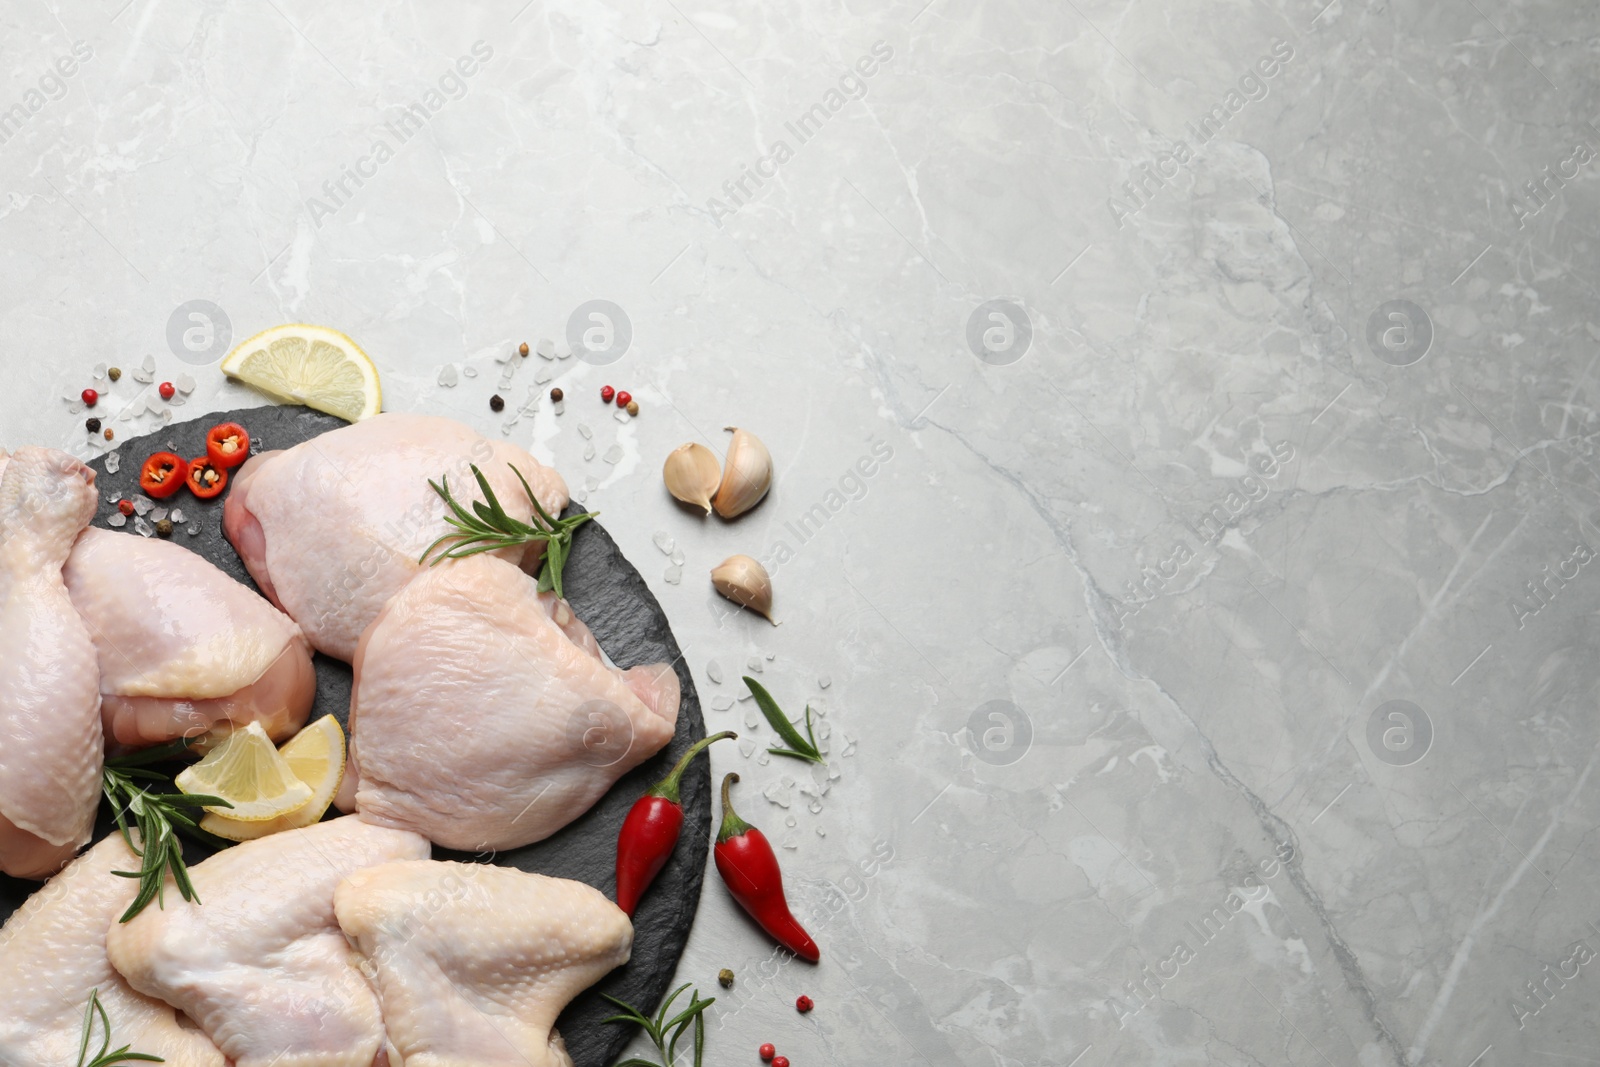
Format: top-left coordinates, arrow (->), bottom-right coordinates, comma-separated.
550,387 -> 564,402
519,342 -> 530,357
118,500 -> 135,517
103,428 -> 115,441
600,385 -> 615,403
718,968 -> 734,989
81,388 -> 99,407
758,1045 -> 775,1062
795,995 -> 813,1013
86,417 -> 101,433
155,518 -> 173,537
626,399 -> 639,417
107,367 -> 122,382
490,394 -> 505,412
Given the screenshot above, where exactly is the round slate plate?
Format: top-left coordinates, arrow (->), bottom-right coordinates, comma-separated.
0,406 -> 707,1067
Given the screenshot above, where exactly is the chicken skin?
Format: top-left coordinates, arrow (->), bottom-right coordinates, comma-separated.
64,528 -> 316,749
344,554 -> 679,852
223,413 -> 569,661
335,860 -> 633,1067
0,447 -> 102,878
0,833 -> 224,1067
106,816 -> 429,1067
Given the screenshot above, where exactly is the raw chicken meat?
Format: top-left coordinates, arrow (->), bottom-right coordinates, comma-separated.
106,815 -> 429,1067
335,860 -> 633,1067
64,527 -> 316,749
0,447 -> 102,878
223,413 -> 569,661
343,554 -> 679,851
0,833 -> 224,1067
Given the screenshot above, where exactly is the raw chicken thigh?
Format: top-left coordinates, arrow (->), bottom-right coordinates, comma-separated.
223,412 -> 569,661
64,528 -> 316,749
345,554 -> 679,851
0,447 -> 103,878
0,834 -> 224,1067
106,815 -> 429,1067
335,860 -> 633,1067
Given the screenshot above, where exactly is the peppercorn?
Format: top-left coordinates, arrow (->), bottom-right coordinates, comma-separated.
796,995 -> 813,1013
616,390 -> 632,408
771,1057 -> 789,1067
600,385 -> 615,403
81,388 -> 99,407
155,518 -> 173,537
158,381 -> 175,400
519,342 -> 529,357
490,394 -> 505,412
86,417 -> 101,433
759,1045 -> 775,1063
107,367 -> 121,382
550,387 -> 564,402
626,399 -> 639,417
118,500 -> 135,517
718,968 -> 734,989
103,428 -> 114,441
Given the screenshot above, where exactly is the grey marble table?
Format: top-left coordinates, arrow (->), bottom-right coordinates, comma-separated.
3,1 -> 1598,1064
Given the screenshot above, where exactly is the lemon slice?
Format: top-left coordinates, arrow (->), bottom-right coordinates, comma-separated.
199,717 -> 347,842
176,720 -> 313,822
220,324 -> 381,422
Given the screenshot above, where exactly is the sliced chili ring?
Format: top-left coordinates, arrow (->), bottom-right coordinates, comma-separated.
139,452 -> 189,499
205,422 -> 251,469
185,457 -> 228,499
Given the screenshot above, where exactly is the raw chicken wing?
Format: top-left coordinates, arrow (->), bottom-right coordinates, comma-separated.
345,554 -> 678,851
65,527 -> 316,749
0,447 -> 102,878
335,860 -> 633,1067
223,413 -> 568,661
106,815 -> 429,1067
0,834 -> 224,1067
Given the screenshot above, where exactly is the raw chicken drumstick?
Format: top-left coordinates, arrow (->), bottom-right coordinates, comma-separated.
0,447 -> 103,878
64,528 -> 316,749
335,859 -> 634,1067
0,834 -> 224,1067
343,553 -> 679,851
223,412 -> 569,661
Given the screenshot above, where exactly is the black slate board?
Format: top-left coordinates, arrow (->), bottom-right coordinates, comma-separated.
0,406 -> 707,1067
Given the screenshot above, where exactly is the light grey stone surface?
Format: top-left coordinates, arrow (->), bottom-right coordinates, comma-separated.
3,1 -> 1599,1064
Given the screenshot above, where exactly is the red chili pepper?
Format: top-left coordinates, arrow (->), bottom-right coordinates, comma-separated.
615,730 -> 736,916
138,452 -> 188,499
185,457 -> 227,499
714,773 -> 820,962
205,422 -> 251,469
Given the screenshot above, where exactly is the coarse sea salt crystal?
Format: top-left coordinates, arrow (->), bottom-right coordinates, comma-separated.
535,367 -> 553,385
134,517 -> 153,538
653,531 -> 675,555
186,521 -> 201,536
150,507 -> 168,522
93,362 -> 106,380
711,694 -> 734,711
663,564 -> 682,584
583,444 -> 596,462
131,495 -> 154,516
738,738 -> 756,758
175,373 -> 195,394
438,365 -> 459,387
744,709 -> 762,731
706,660 -> 723,684
170,508 -> 184,523
536,338 -> 555,359
577,423 -> 593,440
603,444 -> 623,465
614,410 -> 630,424
104,452 -> 121,473
670,548 -> 685,566
462,365 -> 478,378
818,675 -> 831,688
746,657 -> 763,673
107,512 -> 127,527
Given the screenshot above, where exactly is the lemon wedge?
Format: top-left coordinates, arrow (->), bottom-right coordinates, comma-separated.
176,720 -> 313,822
220,324 -> 381,422
199,717 -> 347,842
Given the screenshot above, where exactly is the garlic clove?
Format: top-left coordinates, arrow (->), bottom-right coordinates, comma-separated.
711,554 -> 777,624
663,442 -> 721,514
712,427 -> 772,519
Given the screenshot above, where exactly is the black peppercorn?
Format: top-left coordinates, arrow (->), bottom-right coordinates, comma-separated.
490,394 -> 505,412
86,417 -> 102,433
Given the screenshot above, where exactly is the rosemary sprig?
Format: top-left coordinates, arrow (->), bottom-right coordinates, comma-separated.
75,989 -> 164,1067
602,983 -> 715,1067
420,463 -> 596,599
102,739 -> 231,923
743,677 -> 825,764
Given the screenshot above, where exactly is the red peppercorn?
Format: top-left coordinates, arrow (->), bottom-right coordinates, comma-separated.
796,995 -> 813,1013
81,388 -> 98,407
117,499 -> 135,516
771,1057 -> 790,1067
615,390 -> 632,408
758,1046 -> 775,1063
600,385 -> 615,403
158,381 -> 175,400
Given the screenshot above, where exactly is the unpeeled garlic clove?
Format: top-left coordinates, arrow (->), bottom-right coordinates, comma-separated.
712,427 -> 772,519
663,442 -> 721,514
711,554 -> 777,623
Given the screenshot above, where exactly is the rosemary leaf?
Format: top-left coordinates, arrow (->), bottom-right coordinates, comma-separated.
743,677 -> 825,764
